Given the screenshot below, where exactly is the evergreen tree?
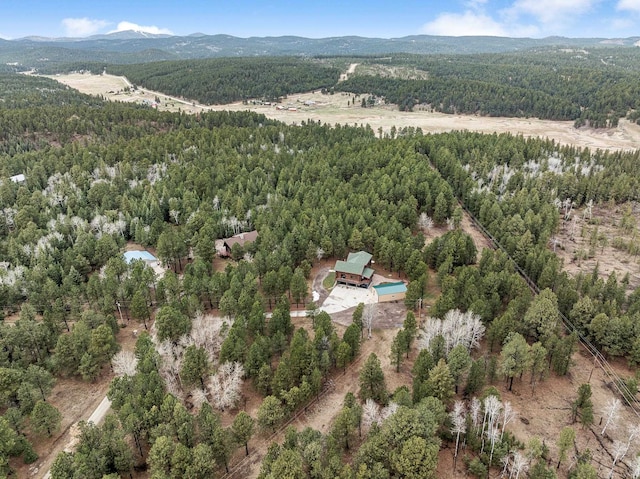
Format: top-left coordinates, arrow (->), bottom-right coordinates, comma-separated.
390,330 -> 409,373
571,384 -> 594,427
30,401 -> 61,437
556,427 -> 575,470
155,305 -> 191,342
359,354 -> 387,404
180,345 -> 210,389
257,395 -> 285,432
422,359 -> 455,404
391,436 -> 439,479
464,358 -> 486,397
231,411 -> 255,456
499,332 -> 529,391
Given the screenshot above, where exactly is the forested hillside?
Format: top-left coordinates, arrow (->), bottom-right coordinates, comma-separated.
1,33 -> 631,69
39,57 -> 342,105
1,72 -> 639,479
336,48 -> 640,127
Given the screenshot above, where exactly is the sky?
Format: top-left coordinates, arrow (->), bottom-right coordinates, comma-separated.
0,0 -> 639,40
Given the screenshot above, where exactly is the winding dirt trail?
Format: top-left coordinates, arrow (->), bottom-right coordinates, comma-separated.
338,62 -> 359,82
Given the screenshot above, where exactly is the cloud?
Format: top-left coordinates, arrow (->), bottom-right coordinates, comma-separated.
610,17 -> 634,29
422,11 -> 510,36
617,0 -> 640,12
109,21 -> 173,35
507,0 -> 599,24
62,18 -> 110,37
464,0 -> 488,9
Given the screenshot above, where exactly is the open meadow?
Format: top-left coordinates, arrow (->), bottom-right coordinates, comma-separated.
47,72 -> 640,152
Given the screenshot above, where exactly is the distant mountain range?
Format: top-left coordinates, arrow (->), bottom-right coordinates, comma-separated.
1,30 -> 639,69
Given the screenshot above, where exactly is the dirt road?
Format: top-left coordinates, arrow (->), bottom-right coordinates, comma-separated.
87,397 -> 112,424
338,62 -> 359,82
40,396 -> 112,479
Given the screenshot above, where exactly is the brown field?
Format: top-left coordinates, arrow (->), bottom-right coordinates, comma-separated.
45,72 -> 640,152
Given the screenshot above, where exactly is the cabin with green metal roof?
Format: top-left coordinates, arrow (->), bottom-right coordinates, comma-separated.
334,251 -> 374,288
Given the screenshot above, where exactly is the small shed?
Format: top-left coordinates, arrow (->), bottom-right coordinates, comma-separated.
10,174 -> 25,183
373,282 -> 407,303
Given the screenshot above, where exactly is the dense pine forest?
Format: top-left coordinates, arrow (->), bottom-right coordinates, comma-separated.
334,48 -> 640,126
44,57 -> 343,105
1,71 -> 640,479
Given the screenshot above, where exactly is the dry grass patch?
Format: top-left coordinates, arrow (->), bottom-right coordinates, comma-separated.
554,202 -> 640,292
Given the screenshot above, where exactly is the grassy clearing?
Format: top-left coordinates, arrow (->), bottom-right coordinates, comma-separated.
323,271 -> 335,289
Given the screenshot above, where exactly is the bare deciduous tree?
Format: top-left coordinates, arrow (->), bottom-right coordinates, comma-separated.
562,198 -> 575,221
362,399 -> 398,432
500,401 -> 517,441
569,216 -> 579,241
418,213 -> 434,232
190,313 -> 227,363
583,199 -> 594,220
487,426 -> 500,467
165,374 -> 183,400
601,398 -> 621,436
363,303 -> 376,339
482,395 -> 502,454
446,217 -> 455,231
608,440 -> 627,479
209,361 -> 244,411
191,388 -> 209,410
470,397 -> 482,434
362,398 -> 380,432
624,423 -> 640,455
511,451 -> 529,479
501,453 -> 512,478
111,350 -> 138,377
450,400 -> 466,469
380,402 -> 398,422
419,309 -> 485,356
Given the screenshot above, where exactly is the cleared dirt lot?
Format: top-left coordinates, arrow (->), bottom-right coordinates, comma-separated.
45,72 -> 640,152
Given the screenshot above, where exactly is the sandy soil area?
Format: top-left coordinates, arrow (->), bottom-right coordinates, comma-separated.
45,72 -> 640,152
